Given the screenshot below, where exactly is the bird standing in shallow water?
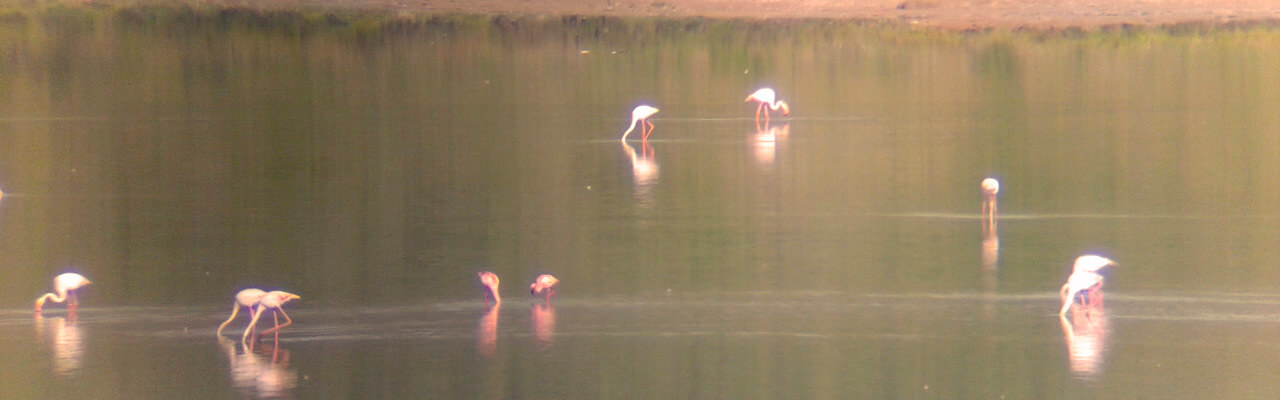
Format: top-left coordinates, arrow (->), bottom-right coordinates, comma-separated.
620,105 -> 660,142
981,177 -> 999,228
218,288 -> 267,336
530,274 -> 559,300
478,271 -> 501,306
35,273 -> 92,313
242,291 -> 300,344
745,88 -> 790,126
1059,255 -> 1116,316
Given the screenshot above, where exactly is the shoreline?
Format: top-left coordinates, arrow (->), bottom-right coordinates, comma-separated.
9,0 -> 1280,31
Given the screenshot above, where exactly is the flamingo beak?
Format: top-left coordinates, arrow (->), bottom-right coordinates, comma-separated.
744,96 -> 753,102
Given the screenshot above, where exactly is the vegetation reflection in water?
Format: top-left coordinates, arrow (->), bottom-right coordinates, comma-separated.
0,4 -> 1278,399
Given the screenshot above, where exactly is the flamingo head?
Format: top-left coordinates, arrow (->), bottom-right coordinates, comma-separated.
776,101 -> 790,116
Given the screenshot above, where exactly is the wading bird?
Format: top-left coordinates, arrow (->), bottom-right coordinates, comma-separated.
745,88 -> 789,125
242,291 -> 300,344
479,271 -> 501,306
620,105 -> 660,142
1059,255 -> 1116,316
34,273 -> 92,313
530,274 -> 559,300
981,177 -> 999,227
218,288 -> 267,336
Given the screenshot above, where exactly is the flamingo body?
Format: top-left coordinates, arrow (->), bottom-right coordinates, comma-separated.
1059,255 -> 1116,316
620,105 -> 660,142
218,288 -> 267,336
745,88 -> 790,123
981,177 -> 1000,227
35,273 -> 92,312
242,291 -> 300,344
478,271 -> 501,306
530,274 -> 559,298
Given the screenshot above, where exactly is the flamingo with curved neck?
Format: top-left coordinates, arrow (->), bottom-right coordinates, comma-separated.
218,288 -> 267,336
745,88 -> 790,124
620,105 -> 660,142
34,273 -> 92,313
242,291 -> 300,344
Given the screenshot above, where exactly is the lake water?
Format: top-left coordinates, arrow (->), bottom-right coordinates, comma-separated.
1,7 -> 1280,399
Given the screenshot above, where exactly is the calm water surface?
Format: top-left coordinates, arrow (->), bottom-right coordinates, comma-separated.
1,8 -> 1279,399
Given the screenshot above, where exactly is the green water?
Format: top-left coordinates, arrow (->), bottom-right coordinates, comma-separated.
0,6 -> 1279,398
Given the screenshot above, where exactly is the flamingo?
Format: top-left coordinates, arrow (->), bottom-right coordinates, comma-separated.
620,105 -> 660,142
530,274 -> 559,299
745,88 -> 790,125
478,271 -> 501,306
981,177 -> 999,227
217,288 -> 267,336
1059,255 -> 1116,316
34,273 -> 92,313
242,291 -> 300,344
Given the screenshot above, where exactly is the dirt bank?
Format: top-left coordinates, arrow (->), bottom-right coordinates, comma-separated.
274,0 -> 1278,30
57,0 -> 1280,30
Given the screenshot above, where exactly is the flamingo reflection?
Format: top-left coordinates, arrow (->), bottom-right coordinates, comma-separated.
477,303 -> 499,357
751,123 -> 790,167
1060,303 -> 1110,379
532,302 -> 556,350
980,178 -> 999,230
220,336 -> 298,399
34,315 -> 84,376
1059,255 -> 1116,316
621,141 -> 660,206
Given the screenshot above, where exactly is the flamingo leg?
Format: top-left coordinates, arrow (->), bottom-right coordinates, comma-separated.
242,305 -> 267,345
258,308 -> 293,337
991,202 -> 998,228
1060,287 -> 1080,316
68,292 -> 78,312
642,119 -> 655,141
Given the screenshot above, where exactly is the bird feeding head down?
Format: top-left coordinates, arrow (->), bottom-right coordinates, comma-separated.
530,274 -> 559,296
34,273 -> 92,312
746,88 -> 789,116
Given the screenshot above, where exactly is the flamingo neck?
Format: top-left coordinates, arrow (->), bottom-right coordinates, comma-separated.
620,118 -> 640,141
769,100 -> 789,113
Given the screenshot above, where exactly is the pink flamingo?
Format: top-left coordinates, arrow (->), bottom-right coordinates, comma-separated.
620,105 -> 660,142
530,274 -> 559,300
242,291 -> 300,344
34,273 -> 92,313
981,177 -> 999,227
745,88 -> 790,126
1059,255 -> 1117,316
478,271 -> 501,306
218,288 -> 267,336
